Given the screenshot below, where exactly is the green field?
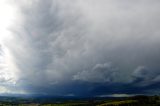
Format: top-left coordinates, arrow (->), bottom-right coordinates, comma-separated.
0,95 -> 160,106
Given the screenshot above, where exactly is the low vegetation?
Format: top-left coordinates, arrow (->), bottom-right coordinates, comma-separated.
0,95 -> 160,106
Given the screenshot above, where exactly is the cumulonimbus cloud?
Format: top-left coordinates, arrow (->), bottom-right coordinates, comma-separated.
0,0 -> 160,95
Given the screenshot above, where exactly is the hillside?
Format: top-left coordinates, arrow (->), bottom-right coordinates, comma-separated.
0,95 -> 160,106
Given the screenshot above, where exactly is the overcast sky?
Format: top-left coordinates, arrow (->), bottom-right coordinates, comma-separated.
0,0 -> 160,96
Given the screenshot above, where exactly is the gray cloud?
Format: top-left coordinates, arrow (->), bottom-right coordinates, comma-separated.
1,0 -> 160,95
73,62 -> 117,83
5,0 -> 89,89
132,66 -> 160,86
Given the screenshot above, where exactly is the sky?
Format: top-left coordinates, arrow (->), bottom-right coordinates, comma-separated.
0,0 -> 160,97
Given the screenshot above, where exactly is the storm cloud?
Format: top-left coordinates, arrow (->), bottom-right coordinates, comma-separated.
0,0 -> 160,96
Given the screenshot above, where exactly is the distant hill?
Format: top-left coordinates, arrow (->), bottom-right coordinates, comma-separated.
0,95 -> 159,106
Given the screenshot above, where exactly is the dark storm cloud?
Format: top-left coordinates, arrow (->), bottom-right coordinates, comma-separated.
1,0 -> 160,95
131,66 -> 160,86
6,0 -> 90,93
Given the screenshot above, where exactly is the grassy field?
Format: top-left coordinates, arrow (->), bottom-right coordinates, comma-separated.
0,95 -> 160,106
97,100 -> 138,106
